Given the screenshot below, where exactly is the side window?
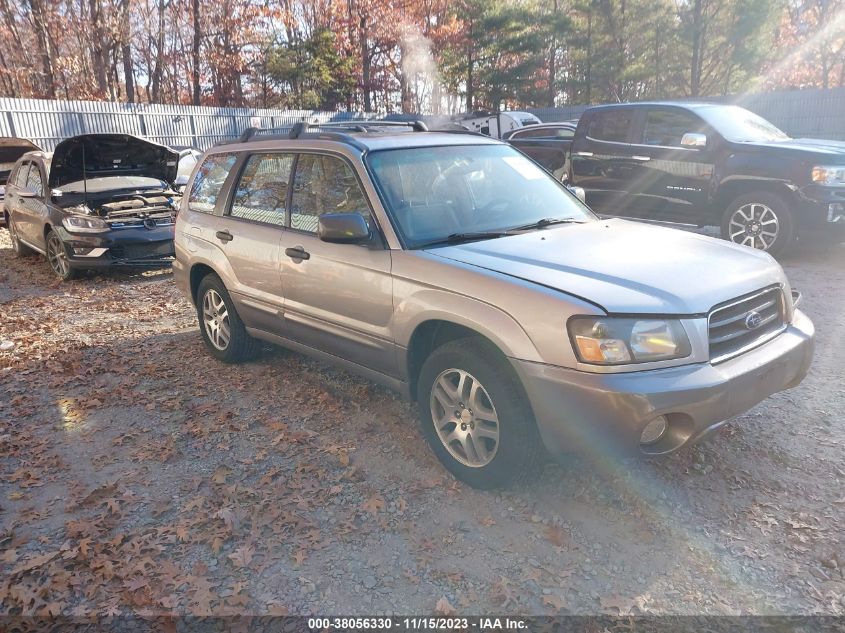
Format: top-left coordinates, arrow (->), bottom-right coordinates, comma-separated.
229,153 -> 293,226
642,110 -> 705,147
290,154 -> 370,233
587,110 -> 634,143
25,163 -> 43,195
188,153 -> 237,214
554,127 -> 575,139
13,162 -> 30,188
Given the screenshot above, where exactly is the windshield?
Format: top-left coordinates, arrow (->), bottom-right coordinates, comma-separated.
697,105 -> 790,143
367,144 -> 594,248
57,175 -> 168,193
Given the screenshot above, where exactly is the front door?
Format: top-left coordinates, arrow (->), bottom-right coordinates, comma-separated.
279,152 -> 396,377
624,107 -> 715,223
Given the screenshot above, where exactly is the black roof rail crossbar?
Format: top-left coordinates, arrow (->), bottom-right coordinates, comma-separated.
234,119 -> 430,148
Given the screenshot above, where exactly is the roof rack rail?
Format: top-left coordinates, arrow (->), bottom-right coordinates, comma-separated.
229,119 -> 432,149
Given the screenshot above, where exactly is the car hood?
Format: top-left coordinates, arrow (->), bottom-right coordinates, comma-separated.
48,134 -> 179,190
426,219 -> 785,314
747,137 -> 845,159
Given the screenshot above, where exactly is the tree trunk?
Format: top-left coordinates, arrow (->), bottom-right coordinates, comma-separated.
120,0 -> 134,102
360,15 -> 371,112
27,0 -> 56,98
547,0 -> 558,107
466,18 -> 474,111
690,0 -> 703,97
191,0 -> 201,105
89,0 -> 109,97
585,9 -> 592,104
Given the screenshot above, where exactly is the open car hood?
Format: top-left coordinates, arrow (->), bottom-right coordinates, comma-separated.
48,134 -> 179,190
0,137 -> 42,184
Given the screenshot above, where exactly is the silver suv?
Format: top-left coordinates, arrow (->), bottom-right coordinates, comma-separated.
174,122 -> 814,489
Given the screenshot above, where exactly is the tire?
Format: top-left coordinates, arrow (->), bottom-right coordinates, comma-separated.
45,229 -> 79,280
720,192 -> 796,257
417,338 -> 544,489
196,273 -> 260,363
7,214 -> 36,257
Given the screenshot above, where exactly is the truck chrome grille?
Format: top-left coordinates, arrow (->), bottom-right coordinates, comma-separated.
708,287 -> 786,363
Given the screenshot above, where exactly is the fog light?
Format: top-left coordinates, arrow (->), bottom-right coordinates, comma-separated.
828,203 -> 845,223
73,247 -> 93,255
640,416 -> 668,445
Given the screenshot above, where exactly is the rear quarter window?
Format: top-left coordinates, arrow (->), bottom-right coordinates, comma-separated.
587,110 -> 634,143
188,153 -> 237,214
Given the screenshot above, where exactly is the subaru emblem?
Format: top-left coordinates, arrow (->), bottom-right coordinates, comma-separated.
744,311 -> 763,330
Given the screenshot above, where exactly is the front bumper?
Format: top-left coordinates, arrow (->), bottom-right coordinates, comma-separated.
56,225 -> 175,269
795,184 -> 845,233
512,309 -> 814,457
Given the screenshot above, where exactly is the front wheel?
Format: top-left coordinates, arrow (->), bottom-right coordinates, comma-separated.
720,192 -> 796,257
417,338 -> 544,489
45,230 -> 79,280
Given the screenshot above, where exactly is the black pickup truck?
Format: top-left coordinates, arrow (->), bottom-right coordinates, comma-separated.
508,103 -> 845,255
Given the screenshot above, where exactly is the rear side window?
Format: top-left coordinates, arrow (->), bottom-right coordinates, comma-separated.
587,110 -> 634,143
25,163 -> 43,195
642,110 -> 704,147
189,153 -> 237,214
513,126 -> 574,140
13,162 -> 30,188
290,154 -> 370,233
230,153 -> 293,226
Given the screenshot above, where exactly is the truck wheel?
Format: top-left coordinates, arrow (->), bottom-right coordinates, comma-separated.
7,215 -> 36,257
45,230 -> 79,280
196,273 -> 260,363
720,192 -> 796,257
417,338 -> 543,489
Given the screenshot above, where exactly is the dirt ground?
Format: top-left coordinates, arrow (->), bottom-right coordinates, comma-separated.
1,226 -> 844,618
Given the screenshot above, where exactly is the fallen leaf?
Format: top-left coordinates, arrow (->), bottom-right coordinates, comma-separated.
435,596 -> 457,616
228,545 -> 255,568
362,494 -> 385,515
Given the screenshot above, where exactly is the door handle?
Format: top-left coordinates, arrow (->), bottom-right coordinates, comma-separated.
285,246 -> 310,260
215,230 -> 233,243
631,155 -> 651,161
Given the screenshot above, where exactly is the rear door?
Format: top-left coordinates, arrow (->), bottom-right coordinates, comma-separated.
15,161 -> 49,246
4,161 -> 30,235
569,108 -> 640,216
213,152 -> 293,334
278,152 -> 396,377
624,106 -> 716,223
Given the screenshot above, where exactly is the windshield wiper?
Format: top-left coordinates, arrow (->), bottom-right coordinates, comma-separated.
416,230 -> 514,248
507,217 -> 586,232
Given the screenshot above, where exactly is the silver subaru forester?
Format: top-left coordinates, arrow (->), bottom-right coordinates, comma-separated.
173,122 -> 814,488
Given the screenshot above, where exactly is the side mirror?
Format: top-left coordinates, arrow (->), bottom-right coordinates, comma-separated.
568,185 -> 587,203
318,212 -> 371,244
680,132 -> 707,148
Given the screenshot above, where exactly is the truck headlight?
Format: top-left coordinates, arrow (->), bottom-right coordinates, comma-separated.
568,317 -> 692,365
811,165 -> 845,185
62,214 -> 109,233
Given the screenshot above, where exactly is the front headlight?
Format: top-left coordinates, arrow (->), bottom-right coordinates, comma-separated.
811,165 -> 845,185
62,214 -> 109,233
568,317 -> 692,365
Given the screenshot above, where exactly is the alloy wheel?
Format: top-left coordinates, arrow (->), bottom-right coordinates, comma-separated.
728,203 -> 779,250
46,233 -> 70,277
429,368 -> 500,468
202,289 -> 231,351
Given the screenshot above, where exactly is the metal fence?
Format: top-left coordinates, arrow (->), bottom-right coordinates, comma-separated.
0,86 -> 843,150
529,87 -> 845,140
0,98 -> 374,151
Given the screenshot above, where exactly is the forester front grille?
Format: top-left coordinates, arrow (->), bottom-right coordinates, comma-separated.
708,287 -> 786,363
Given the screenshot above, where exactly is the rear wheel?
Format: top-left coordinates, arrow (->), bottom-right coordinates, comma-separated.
196,273 -> 260,363
417,338 -> 544,489
45,230 -> 79,280
7,215 -> 36,257
720,192 -> 796,257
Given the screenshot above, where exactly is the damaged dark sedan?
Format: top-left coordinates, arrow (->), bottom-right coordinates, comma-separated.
2,133 -> 181,280
0,137 -> 42,226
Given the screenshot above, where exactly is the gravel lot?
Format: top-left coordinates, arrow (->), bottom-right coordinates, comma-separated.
1,227 -> 844,617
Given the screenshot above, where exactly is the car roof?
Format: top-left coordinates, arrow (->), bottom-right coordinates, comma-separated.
586,101 -> 723,112
218,130 -> 504,154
